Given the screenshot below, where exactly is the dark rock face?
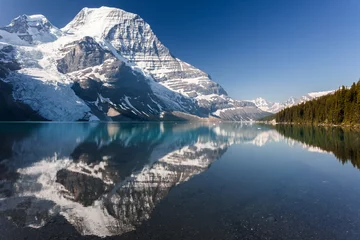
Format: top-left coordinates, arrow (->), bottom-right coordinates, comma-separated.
56,169 -> 109,207
71,60 -> 164,120
0,46 -> 21,78
0,65 -> 8,79
72,79 -> 102,102
0,61 -> 21,78
57,37 -> 113,74
97,61 -> 161,109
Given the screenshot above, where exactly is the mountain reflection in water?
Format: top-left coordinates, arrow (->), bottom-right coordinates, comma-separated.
0,122 -> 263,236
0,122 -> 358,238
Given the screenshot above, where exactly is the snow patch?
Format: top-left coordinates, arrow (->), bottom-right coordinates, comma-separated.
8,70 -> 91,121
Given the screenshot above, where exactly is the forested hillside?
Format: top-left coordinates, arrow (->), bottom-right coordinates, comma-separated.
276,81 -> 360,125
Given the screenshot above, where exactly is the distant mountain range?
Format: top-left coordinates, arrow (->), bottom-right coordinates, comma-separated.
249,90 -> 334,113
0,6 -> 270,121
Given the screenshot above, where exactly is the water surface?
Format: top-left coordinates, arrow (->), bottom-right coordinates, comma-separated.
1,122 -> 360,240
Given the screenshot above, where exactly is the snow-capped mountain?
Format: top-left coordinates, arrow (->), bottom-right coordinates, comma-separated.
0,6 -> 269,121
250,90 -> 334,113
0,14 -> 62,44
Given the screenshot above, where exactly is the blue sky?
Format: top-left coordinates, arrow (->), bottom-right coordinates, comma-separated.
1,0 -> 360,102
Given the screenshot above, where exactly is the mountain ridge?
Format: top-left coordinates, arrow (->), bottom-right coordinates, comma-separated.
249,90 -> 334,113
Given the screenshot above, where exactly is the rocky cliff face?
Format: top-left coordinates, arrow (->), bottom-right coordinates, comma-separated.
0,6 -> 269,121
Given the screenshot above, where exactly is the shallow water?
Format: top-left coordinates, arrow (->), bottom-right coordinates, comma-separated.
0,122 -> 360,240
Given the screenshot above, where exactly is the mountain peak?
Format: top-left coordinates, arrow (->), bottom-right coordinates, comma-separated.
61,6 -> 139,38
252,97 -> 270,106
25,14 -> 48,22
0,13 -> 61,44
255,97 -> 267,102
284,97 -> 297,105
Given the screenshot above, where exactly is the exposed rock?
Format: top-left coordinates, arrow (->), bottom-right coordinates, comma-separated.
0,45 -> 21,78
56,169 -> 109,207
57,37 -> 112,74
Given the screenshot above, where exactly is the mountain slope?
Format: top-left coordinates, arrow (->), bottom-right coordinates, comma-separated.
0,7 -> 269,121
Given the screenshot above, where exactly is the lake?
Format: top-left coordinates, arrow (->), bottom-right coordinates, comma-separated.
1,122 -> 360,240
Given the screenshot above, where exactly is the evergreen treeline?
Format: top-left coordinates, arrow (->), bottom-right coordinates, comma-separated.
275,125 -> 360,169
276,81 -> 360,125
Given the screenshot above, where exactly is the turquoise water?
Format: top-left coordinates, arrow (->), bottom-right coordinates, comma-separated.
0,122 -> 360,240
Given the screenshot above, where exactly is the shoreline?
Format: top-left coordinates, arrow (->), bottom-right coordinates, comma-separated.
257,121 -> 360,130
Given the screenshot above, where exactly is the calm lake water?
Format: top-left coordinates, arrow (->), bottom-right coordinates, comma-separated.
1,122 -> 360,240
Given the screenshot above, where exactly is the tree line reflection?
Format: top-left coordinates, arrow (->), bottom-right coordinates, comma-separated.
275,124 -> 360,169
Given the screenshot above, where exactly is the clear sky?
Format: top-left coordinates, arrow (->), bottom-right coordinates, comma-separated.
1,0 -> 360,102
